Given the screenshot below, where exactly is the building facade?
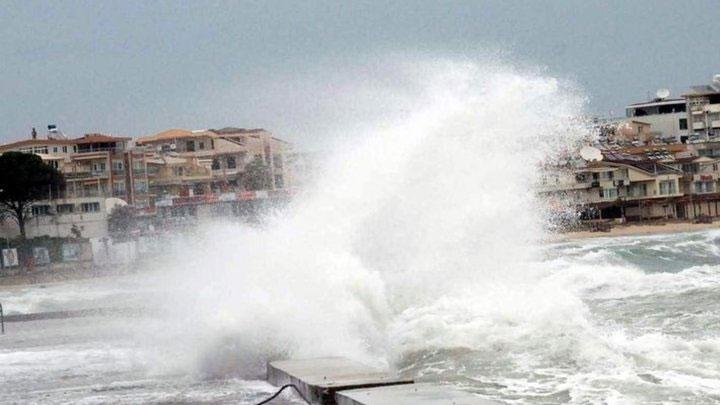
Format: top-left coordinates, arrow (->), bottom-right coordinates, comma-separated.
0,127 -> 293,238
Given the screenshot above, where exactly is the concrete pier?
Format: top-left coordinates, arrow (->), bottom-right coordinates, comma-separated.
267,357 -> 413,404
336,383 -> 497,405
266,357 -> 499,405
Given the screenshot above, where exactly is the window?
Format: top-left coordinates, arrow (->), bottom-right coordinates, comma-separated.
92,162 -> 106,173
630,183 -> 647,197
199,141 -> 205,150
273,154 -> 283,169
173,167 -> 185,176
134,181 -> 148,193
659,180 -> 676,195
53,147 -> 58,153
49,160 -> 59,169
601,188 -> 618,199
227,156 -> 236,169
33,146 -> 48,154
212,159 -> 220,170
81,202 -> 100,212
186,140 -> 195,152
32,205 -> 51,216
56,204 -> 74,214
695,181 -> 715,194
679,118 -> 688,130
62,146 -> 67,153
113,181 -> 126,195
112,161 -> 124,171
274,174 -> 284,189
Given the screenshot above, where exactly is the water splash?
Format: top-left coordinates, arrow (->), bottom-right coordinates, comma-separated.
148,58 -> 591,378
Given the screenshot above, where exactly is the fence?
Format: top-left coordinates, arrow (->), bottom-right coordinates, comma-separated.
0,238 -> 93,275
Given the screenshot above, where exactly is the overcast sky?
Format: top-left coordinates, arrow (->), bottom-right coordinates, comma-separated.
1,0 -> 719,146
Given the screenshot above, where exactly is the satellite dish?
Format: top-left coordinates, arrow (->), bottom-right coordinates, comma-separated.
713,74 -> 720,84
170,143 -> 177,150
105,197 -> 128,214
580,146 -> 603,162
656,88 -> 670,100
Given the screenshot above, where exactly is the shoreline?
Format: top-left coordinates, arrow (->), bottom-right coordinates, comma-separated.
555,219 -> 720,242
2,221 -> 719,287
0,265 -> 135,287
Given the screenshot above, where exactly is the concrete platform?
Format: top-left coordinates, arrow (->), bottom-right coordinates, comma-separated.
267,357 -> 413,404
335,383 -> 499,405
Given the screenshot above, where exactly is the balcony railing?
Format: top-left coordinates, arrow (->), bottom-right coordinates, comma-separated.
64,171 -> 109,180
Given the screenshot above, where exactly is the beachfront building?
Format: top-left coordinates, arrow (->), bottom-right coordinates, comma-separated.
134,127 -> 293,224
0,131 -> 138,238
540,148 -> 688,222
625,97 -> 688,143
570,153 -> 683,221
136,128 -> 290,195
683,77 -> 720,141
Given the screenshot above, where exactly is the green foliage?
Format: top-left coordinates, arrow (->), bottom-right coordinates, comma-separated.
108,205 -> 136,237
70,224 -> 82,239
243,156 -> 271,191
0,152 -> 65,238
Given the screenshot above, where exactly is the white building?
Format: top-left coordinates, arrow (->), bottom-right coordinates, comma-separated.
683,75 -> 720,140
625,97 -> 688,143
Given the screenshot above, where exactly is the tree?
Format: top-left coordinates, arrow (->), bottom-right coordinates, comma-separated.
242,156 -> 271,191
0,152 -> 64,239
107,205 -> 136,237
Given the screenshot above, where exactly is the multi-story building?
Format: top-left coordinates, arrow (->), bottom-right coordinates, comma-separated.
1,124 -> 297,238
136,127 -> 290,193
683,76 -> 720,140
0,131 -> 152,237
541,151 -> 684,221
134,127 -> 292,221
625,97 -> 689,143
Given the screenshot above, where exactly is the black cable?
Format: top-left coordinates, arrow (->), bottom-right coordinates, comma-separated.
254,384 -> 310,405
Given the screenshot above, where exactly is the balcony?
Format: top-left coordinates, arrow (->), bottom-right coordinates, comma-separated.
64,171 -> 109,180
712,120 -> 720,129
693,122 -> 706,130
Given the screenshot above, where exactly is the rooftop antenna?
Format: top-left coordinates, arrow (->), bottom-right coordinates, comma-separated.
580,146 -> 603,162
656,88 -> 670,100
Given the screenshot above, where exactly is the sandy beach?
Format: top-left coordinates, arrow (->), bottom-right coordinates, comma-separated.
557,220 -> 720,241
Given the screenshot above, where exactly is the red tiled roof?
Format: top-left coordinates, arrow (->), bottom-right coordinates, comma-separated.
73,133 -> 131,144
136,129 -> 218,144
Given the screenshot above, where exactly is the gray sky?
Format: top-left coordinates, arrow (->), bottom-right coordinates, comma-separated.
1,0 -> 719,146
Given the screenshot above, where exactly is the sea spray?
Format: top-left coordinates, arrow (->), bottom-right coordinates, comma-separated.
143,57 -> 593,380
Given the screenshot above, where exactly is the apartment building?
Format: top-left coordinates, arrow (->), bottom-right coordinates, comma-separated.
541,140 -> 720,223
625,97 -> 688,143
134,127 -> 293,222
0,131 -> 152,238
683,76 -> 720,140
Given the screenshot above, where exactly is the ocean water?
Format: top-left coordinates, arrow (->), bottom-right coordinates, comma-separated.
1,230 -> 719,404
2,60 -> 719,404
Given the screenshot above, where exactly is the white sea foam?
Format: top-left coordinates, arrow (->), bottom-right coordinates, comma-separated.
139,58 -> 592,376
